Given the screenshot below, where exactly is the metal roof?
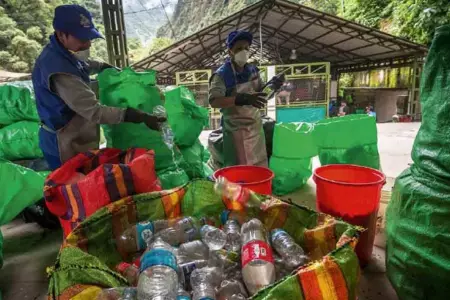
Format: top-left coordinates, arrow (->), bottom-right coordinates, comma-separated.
132,0 -> 427,76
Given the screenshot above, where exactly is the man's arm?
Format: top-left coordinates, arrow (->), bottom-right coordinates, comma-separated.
50,73 -> 125,124
208,74 -> 236,109
86,59 -> 115,75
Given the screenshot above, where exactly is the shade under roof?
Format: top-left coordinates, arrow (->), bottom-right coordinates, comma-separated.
133,0 -> 427,76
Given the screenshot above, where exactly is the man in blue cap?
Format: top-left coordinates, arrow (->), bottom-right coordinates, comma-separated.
209,30 -> 272,167
32,5 -> 165,170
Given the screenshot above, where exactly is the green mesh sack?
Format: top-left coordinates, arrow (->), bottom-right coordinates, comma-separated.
313,115 -> 380,169
0,81 -> 39,125
269,123 -> 317,195
386,25 -> 450,299
97,67 -> 185,172
180,140 -> 213,179
164,86 -> 209,147
0,121 -> 42,160
47,180 -> 362,300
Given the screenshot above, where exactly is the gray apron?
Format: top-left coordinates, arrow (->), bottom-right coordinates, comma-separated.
222,71 -> 268,167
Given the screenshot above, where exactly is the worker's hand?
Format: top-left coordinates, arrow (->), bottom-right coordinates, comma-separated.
124,108 -> 166,131
235,92 -> 267,108
268,75 -> 284,91
101,62 -> 121,72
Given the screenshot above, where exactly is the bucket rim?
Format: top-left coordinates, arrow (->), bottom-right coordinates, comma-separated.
313,164 -> 386,186
213,165 -> 275,186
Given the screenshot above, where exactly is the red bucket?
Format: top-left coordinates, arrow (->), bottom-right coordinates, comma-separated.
313,164 -> 385,267
213,165 -> 274,195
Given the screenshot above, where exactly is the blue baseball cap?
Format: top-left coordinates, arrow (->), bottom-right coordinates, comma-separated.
53,5 -> 103,41
226,30 -> 253,49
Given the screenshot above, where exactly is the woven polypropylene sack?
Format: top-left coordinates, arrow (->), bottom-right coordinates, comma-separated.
313,115 -> 380,169
97,67 -> 185,171
0,81 -> 39,125
47,180 -> 362,300
386,25 -> 450,299
44,148 -> 161,237
270,123 -> 317,195
164,86 -> 209,147
0,121 -> 42,160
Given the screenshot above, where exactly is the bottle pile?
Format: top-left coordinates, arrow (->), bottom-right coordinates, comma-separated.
99,179 -> 309,300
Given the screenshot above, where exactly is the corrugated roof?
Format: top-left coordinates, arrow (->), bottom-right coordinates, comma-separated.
133,0 -> 427,75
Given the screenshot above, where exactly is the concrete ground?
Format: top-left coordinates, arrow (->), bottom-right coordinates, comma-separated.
0,123 -> 420,300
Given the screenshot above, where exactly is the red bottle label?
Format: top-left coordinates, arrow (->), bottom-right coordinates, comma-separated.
241,240 -> 274,267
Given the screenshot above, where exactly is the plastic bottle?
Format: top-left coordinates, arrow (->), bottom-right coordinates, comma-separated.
116,221 -> 154,254
178,240 -> 210,262
96,287 -> 137,300
137,237 -> 179,299
176,286 -> 191,300
153,105 -> 174,149
271,229 -> 308,270
116,262 -> 139,286
220,210 -> 248,226
200,225 -> 227,251
223,220 -> 241,252
217,280 -> 248,300
179,259 -> 208,290
190,267 -> 222,300
241,218 -> 275,295
214,177 -> 260,209
156,217 -> 199,246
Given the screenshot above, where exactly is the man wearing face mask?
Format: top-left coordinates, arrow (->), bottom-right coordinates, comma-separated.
209,30 -> 270,167
32,5 -> 165,170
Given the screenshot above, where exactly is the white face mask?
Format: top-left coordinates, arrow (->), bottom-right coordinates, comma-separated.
73,49 -> 90,61
233,50 -> 249,67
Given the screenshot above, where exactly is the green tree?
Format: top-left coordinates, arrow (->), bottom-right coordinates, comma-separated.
147,37 -> 173,56
26,26 -> 44,43
339,0 -> 392,28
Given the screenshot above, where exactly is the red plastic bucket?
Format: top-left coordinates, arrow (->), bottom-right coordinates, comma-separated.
213,165 -> 274,195
313,164 -> 385,267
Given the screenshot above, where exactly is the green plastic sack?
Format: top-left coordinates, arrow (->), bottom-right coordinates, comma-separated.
270,123 -> 317,195
180,140 -> 213,179
0,81 -> 39,125
156,167 -> 190,190
386,25 -> 450,299
97,67 -> 185,171
164,86 -> 209,147
0,160 -> 48,268
47,180 -> 362,300
0,121 -> 42,160
313,115 -> 380,169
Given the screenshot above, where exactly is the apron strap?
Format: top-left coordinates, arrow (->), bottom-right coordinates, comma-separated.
40,122 -> 56,134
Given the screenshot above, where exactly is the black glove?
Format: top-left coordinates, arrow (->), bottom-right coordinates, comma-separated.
124,108 -> 166,131
101,62 -> 121,72
268,74 -> 285,91
235,92 -> 268,108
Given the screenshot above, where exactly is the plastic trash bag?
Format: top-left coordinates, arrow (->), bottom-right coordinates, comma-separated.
386,25 -> 450,299
313,115 -> 380,169
0,81 -> 39,125
180,140 -> 213,179
207,128 -> 224,171
262,116 -> 276,159
0,121 -> 42,160
269,123 -> 317,195
164,86 -> 209,147
0,160 -> 48,267
156,168 -> 190,190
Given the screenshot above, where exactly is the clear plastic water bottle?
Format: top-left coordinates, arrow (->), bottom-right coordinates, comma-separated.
153,105 -> 174,149
273,254 -> 291,281
176,286 -> 191,300
223,220 -> 241,252
271,229 -> 308,270
116,221 -> 154,254
241,218 -> 275,295
201,225 -> 227,251
156,217 -> 199,246
217,279 -> 248,300
116,262 -> 139,286
96,287 -> 137,300
214,177 -> 260,209
179,241 -> 210,262
180,259 -> 208,290
190,267 -> 222,300
137,237 -> 179,299
220,210 -> 248,226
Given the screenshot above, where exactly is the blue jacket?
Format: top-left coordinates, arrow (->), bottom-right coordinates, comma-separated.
214,60 -> 260,97
32,34 -> 90,131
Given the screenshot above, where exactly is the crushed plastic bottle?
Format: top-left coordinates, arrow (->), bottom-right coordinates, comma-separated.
116,262 -> 139,287
178,240 -> 210,263
200,225 -> 227,251
153,105 -> 174,149
273,254 -> 291,281
179,259 -> 208,290
190,267 -> 222,300
137,237 -> 179,299
96,287 -> 137,300
223,220 -> 241,252
217,280 -> 248,300
176,285 -> 191,300
116,221 -> 154,254
271,229 -> 308,270
156,217 -> 199,246
241,218 -> 275,295
214,177 -> 261,209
